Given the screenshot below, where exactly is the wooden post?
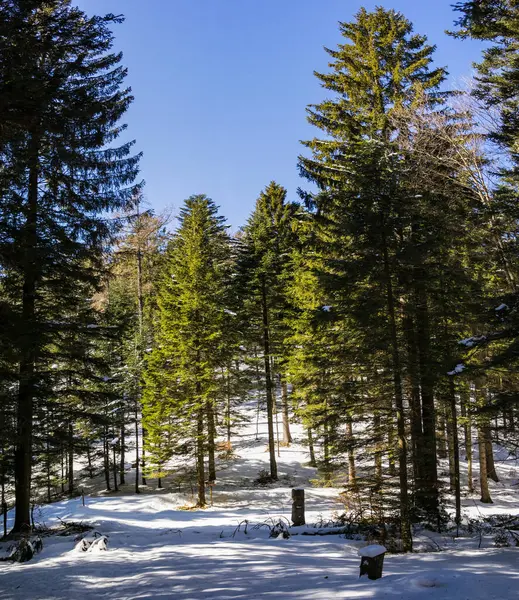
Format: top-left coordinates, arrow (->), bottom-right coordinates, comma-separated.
2,502 -> 7,538
291,488 -> 305,526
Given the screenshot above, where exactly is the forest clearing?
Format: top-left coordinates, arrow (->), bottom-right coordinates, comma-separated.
2,1 -> 519,598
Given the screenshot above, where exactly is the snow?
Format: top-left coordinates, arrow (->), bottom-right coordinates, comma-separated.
322,305 -> 332,312
2,403 -> 519,599
447,363 -> 465,375
495,303 -> 508,311
459,335 -> 486,348
358,544 -> 386,557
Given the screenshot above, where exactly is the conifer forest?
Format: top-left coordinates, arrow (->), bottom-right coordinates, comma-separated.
2,2 -> 519,598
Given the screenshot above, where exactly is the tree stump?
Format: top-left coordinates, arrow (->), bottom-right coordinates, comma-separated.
291,488 -> 305,526
358,545 -> 386,580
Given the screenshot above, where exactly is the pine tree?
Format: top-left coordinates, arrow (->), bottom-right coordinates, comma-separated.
0,1 -> 141,531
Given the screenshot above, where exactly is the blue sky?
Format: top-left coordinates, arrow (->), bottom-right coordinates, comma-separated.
78,1 -> 483,230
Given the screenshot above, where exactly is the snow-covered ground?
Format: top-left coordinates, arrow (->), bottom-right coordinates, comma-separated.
1,402 -> 519,599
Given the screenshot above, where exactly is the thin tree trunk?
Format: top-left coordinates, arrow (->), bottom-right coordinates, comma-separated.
120,421 -> 126,485
196,409 -> 206,506
261,276 -> 277,480
254,348 -> 261,441
226,370 -> 232,445
307,428 -> 316,467
373,412 -> 383,485
346,415 -> 356,488
382,235 -> 412,551
134,405 -> 140,493
141,430 -> 147,486
207,401 -> 216,482
1,456 -> 6,537
460,390 -> 474,493
323,414 -> 331,485
87,443 -> 94,479
46,438 -> 51,503
437,408 -> 447,460
484,426 -> 499,483
403,310 -> 424,494
103,433 -> 111,491
415,283 -> 439,523
445,403 -> 456,491
478,425 -> 492,503
136,214 -> 147,488
112,444 -> 118,492
281,379 -> 292,445
68,423 -> 74,496
61,444 -> 65,494
449,379 -> 461,530
387,407 -> 397,477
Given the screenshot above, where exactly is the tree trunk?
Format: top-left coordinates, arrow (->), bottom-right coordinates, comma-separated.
387,407 -> 397,477
46,438 -> 52,503
112,444 -> 118,492
206,401 -> 216,482
403,310 -> 424,494
373,412 -> 383,485
382,235 -> 412,551
103,433 -> 111,491
13,131 -> 40,533
135,405 -> 140,493
261,276 -> 277,480
136,219 -> 146,488
448,379 -> 461,530
87,443 -> 94,479
68,423 -> 74,496
307,428 -> 316,467
445,403 -> 456,492
1,457 -> 6,538
323,414 -> 331,485
281,379 -> 292,445
120,421 -> 126,485
196,409 -> 206,506
460,390 -> 474,493
346,415 -> 356,488
436,408 -> 447,460
61,444 -> 65,494
415,283 -> 439,524
226,368 -> 232,445
484,426 -> 499,483
141,429 -> 147,486
477,425 -> 492,503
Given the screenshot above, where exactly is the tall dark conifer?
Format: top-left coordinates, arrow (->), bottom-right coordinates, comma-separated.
298,7 -> 449,549
0,0 -> 141,531
238,182 -> 300,481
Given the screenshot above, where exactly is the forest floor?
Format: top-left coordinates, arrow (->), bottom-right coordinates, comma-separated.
1,402 -> 519,599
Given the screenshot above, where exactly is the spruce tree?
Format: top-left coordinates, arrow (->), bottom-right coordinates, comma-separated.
142,196 -> 232,505
0,0 -> 141,531
237,182 -> 301,481
298,7 -> 453,548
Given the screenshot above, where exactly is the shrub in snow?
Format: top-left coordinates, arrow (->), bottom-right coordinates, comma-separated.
74,531 -> 109,553
493,529 -> 511,547
269,520 -> 290,539
9,539 -> 34,563
254,469 -> 275,486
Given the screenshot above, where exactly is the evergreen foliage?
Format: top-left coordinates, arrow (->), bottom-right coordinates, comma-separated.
0,0 -> 141,531
142,196 -> 233,504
